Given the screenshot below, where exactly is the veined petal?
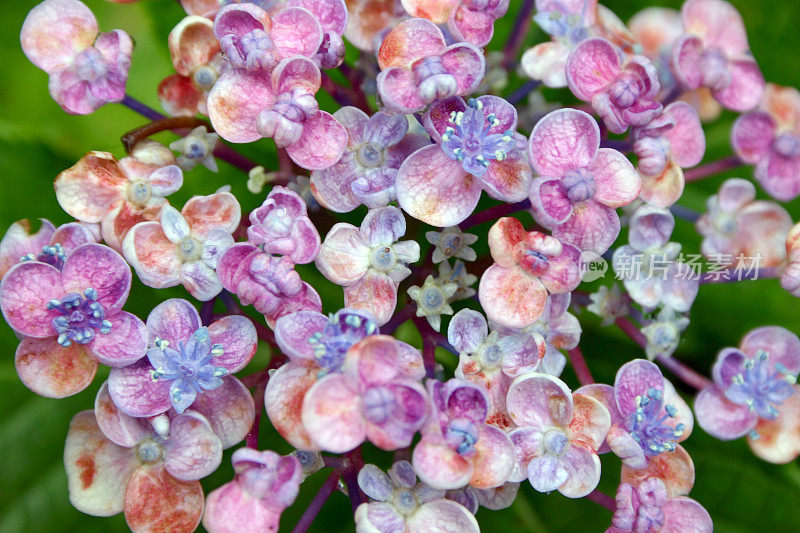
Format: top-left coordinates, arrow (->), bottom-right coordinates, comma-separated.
55,152 -> 127,223
529,109 -> 600,176
16,337 -> 96,398
0,261 -> 63,337
21,0 -> 98,73
301,373 -> 365,453
286,111 -> 348,171
479,264 -> 547,329
377,18 -> 445,69
264,363 -> 320,450
208,70 -> 275,143
189,377 -> 255,449
124,465 -> 204,533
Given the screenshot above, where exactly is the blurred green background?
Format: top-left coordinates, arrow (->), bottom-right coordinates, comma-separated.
1,0 -> 800,531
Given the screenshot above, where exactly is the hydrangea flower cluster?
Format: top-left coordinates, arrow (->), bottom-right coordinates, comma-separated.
7,0 -> 800,531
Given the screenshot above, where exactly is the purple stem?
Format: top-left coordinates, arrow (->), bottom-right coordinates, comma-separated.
200,298 -> 215,326
291,468 -> 344,533
586,489 -> 616,512
567,346 -> 594,385
655,353 -> 712,391
121,94 -> 165,121
600,138 -> 632,152
415,317 -> 439,378
342,449 -> 366,513
460,199 -> 531,229
670,203 -> 701,223
684,155 -> 742,182
383,303 -> 416,334
507,79 -> 541,106
502,0 -> 535,68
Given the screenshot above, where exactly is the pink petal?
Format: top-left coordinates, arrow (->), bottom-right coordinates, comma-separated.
264,281 -> 322,328
355,501 -> 406,533
449,4 -> 495,47
21,0 -> 98,73
735,201 -> 793,267
531,178 -> 573,226
440,43 -> 485,96
64,410 -> 138,517
713,57 -> 765,112
558,442 -> 601,498
529,109 -> 600,176
123,221 -> 181,288
168,15 -> 219,77
376,66 -> 426,113
412,437 -> 473,490
606,424 -> 647,468
146,298 -> 202,348
447,308 -> 488,353
731,111 -> 776,164
589,148 -> 641,207
286,111 -> 348,170
189,377 -> 255,449
506,371 -> 573,428
671,35 -> 703,90
663,102 -> 705,168
16,336 -> 96,398
62,243 -> 131,314
377,18 -> 445,69
207,315 -> 257,372
301,373 -> 365,453
290,0 -> 348,33
180,260 -> 223,301
0,261 -> 63,337
756,151 -> 800,202
661,498 -> 713,533
157,74 -> 203,117
694,385 -> 756,440
315,223 -> 370,285
181,191 -> 240,238
565,38 -> 620,101
538,242 -> 581,294
107,359 -> 173,418
55,152 -> 127,223
748,388 -> 800,464
469,425 -> 516,489
552,200 -> 620,254
407,499 -> 480,532
482,148 -> 533,203
614,359 -> 666,415
400,0 -> 458,24
569,393 -> 611,451
94,382 -> 151,447
208,70 -> 275,143
87,311 -> 147,367
53,222 -> 100,253
395,145 -> 480,227
621,444 -> 695,498
520,41 -> 570,88
740,326 -> 800,375
164,411 -> 223,480
272,56 -> 322,93
364,381 -> 429,450
124,465 -> 204,533
640,158 -> 685,208
479,264 -> 547,329
682,0 -> 749,55
343,0 -> 399,52
0,218 -> 55,278
264,363 -> 320,450
344,270 -> 398,325
204,481 -> 281,533
271,7 -> 323,59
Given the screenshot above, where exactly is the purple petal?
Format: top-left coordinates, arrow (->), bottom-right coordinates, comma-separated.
94,381 -> 150,447
552,200 -> 620,255
447,309 -> 488,353
146,298 -> 202,350
614,359 -> 665,417
731,111 -> 775,164
61,243 -> 131,314
188,377 -> 255,449
694,385 -> 757,440
207,315 -> 257,372
566,38 -> 620,101
164,411 -> 222,481
87,311 -> 148,367
0,261 -> 63,337
529,109 -> 600,177
506,372 -> 573,428
107,359 -> 172,418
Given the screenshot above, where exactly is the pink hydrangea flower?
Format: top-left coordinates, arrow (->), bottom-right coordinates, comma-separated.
608,478 -> 712,533
158,15 -> 225,116
400,0 -> 509,47
506,372 -> 611,497
376,18 -> 484,113
396,96 -> 533,227
449,309 -> 546,429
696,178 -> 792,267
627,7 -> 683,90
520,0 -> 599,88
107,299 -> 256,446
632,102 -> 705,208
55,144 -> 183,251
315,206 -> 420,324
20,0 -> 133,114
0,243 -> 147,398
412,379 -> 516,490
291,0 -> 350,69
65,387 -> 220,531
0,218 -> 98,279
478,217 -> 581,329
123,191 -> 240,301
265,308 -> 417,449
247,186 -> 320,263
311,108 -> 428,212
528,109 -> 641,254
694,326 -> 800,464
566,38 -> 662,134
208,56 -> 347,170
612,205 -> 699,312
343,0 -> 406,52
671,0 -> 765,112
576,359 -> 694,471
355,461 -> 480,532
203,449 -> 302,533
301,335 -> 429,453
731,84 -> 800,201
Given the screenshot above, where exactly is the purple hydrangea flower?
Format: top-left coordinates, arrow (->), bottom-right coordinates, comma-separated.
0,243 -> 147,398
311,108 -> 428,212
21,0 -> 133,114
412,378 -> 516,490
396,96 -> 532,227
695,326 -> 800,463
247,186 -> 320,263
203,449 -> 302,533
608,478 -> 712,533
528,109 -> 641,254
315,206 -> 420,325
355,461 -> 480,532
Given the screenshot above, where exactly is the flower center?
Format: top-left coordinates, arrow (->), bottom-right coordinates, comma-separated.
135,440 -> 164,464
362,386 -> 396,424
419,285 -> 446,313
476,339 -> 504,369
521,249 -> 550,276
636,504 -> 666,532
441,99 -> 514,177
263,206 -> 292,237
21,242 -> 67,270
356,141 -> 385,168
308,311 -> 377,374
699,47 -> 731,91
535,10 -> 589,44
128,180 -> 152,206
773,132 -> 800,158
72,47 -> 107,82
542,428 -> 569,455
370,246 -> 397,272
193,65 -> 218,92
725,350 -> 797,419
177,236 -> 203,262
48,288 -> 112,347
628,387 -> 684,456
609,72 -> 642,109
562,168 -> 597,203
445,417 -> 480,455
392,488 -> 419,515
150,328 -> 227,411
412,56 -> 457,103
220,28 -> 278,72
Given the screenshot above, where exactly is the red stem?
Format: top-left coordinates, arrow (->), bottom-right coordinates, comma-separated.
684,155 -> 742,182
459,199 -> 531,229
415,317 -> 438,378
291,468 -> 344,533
567,346 -> 594,385
342,448 -> 366,513
586,489 -> 616,512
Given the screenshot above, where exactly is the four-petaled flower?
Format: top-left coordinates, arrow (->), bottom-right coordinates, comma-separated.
608,478 -> 712,533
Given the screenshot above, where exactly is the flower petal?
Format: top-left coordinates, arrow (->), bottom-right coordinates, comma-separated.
440,43 -> 485,96
208,70 -> 276,143
315,223 -> 370,285
406,499 -> 480,532
565,38 -> 620,101
123,221 -> 181,288
589,148 -> 641,207
94,382 -> 151,447
87,311 -> 147,367
412,437 -> 473,490
694,385 -> 757,440
16,336 -> 96,398
552,200 -> 620,254
107,359 -> 173,418
482,148 -> 533,203
557,442 -> 601,498
569,393 -> 611,450
207,315 -> 257,372
713,57 -> 765,112
377,18 -> 445,69
164,411 -> 223,481
21,0 -> 98,72
264,363 -> 320,450
124,465 -> 204,533
479,264 -> 547,329
529,109 -> 600,177
621,443 -> 694,497
740,326 -> 800,375
748,387 -> 800,464
271,6 -> 323,59
0,261 -> 63,337
506,372 -> 573,428
61,243 -> 131,314
447,309 -> 488,354
344,271 -> 397,326
0,218 -> 55,278
286,111 -> 348,171
55,152 -> 127,223
301,373 -> 365,453
469,424 -> 516,489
